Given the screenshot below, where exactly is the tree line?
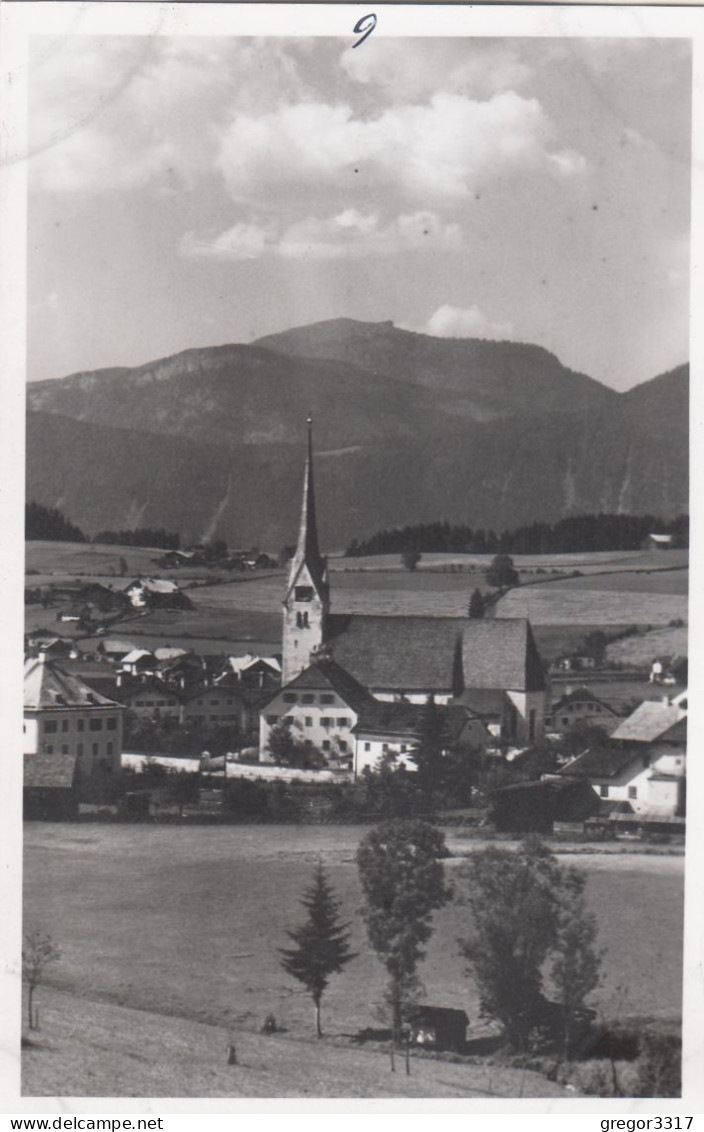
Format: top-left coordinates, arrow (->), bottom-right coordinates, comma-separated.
26,501 -> 182,549
346,513 -> 689,557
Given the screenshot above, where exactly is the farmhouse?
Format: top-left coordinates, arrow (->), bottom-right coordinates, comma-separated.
278,424 -> 547,748
558,696 -> 686,818
643,533 -> 673,551
24,654 -> 124,784
353,700 -> 489,776
114,676 -> 183,722
182,681 -> 251,732
123,577 -> 192,610
546,686 -> 621,735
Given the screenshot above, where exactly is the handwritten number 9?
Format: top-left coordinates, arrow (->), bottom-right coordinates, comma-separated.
352,13 -> 377,48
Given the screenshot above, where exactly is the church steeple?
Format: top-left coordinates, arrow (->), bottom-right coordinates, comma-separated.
287,417 -> 327,601
282,419 -> 329,683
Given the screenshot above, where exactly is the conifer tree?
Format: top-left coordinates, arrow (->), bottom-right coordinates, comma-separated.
279,862 -> 356,1037
468,588 -> 486,619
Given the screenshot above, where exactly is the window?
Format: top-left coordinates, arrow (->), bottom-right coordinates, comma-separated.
382,743 -> 389,753
77,744 -> 83,756
107,718 -> 117,731
296,611 -> 309,629
302,694 -> 315,705
295,585 -> 314,602
305,717 -> 313,727
628,786 -> 637,799
562,718 -> 569,727
322,740 -> 330,751
77,719 -> 84,732
61,719 -> 69,732
401,745 -> 407,753
89,719 -> 103,731
266,714 -> 278,725
61,744 -> 69,754
364,743 -> 371,752
283,693 -> 297,704
46,744 -> 53,754
337,717 -> 350,728
321,694 -> 334,705
210,699 -> 219,706
321,717 -> 332,728
284,715 -> 294,725
44,720 -> 57,734
338,741 -> 348,753
107,742 -> 113,755
599,785 -> 609,798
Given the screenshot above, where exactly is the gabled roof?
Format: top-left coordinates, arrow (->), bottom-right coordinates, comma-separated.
182,682 -> 248,705
153,647 -> 188,661
552,687 -> 618,714
325,614 -> 544,694
115,676 -> 183,702
126,577 -> 180,594
611,700 -> 686,743
24,752 -> 78,790
121,649 -> 155,666
559,746 -> 638,779
273,658 -> 376,716
355,700 -> 482,742
24,656 -> 119,710
227,653 -> 281,675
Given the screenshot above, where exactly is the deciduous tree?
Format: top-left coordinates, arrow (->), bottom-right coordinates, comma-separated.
22,929 -> 61,1031
357,820 -> 451,1043
458,838 -> 603,1053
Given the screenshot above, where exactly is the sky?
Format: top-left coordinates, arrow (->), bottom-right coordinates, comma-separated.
27,34 -> 691,389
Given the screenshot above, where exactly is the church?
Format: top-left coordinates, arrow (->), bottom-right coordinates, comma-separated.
259,424 -> 547,765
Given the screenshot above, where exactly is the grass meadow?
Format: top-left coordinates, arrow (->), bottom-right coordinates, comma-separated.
23,825 -> 683,1055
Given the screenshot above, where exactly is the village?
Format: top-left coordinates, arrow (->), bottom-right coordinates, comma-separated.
23,430 -> 688,840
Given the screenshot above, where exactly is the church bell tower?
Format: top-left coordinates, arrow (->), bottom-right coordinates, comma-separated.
282,419 -> 329,683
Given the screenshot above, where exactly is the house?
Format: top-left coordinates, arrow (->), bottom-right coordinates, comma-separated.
155,650 -> 208,688
24,752 -> 79,821
492,777 -> 601,833
279,424 -> 547,745
553,654 -> 597,674
260,657 -> 377,766
182,682 -> 251,733
97,637 -> 139,663
643,533 -> 673,551
558,696 -> 686,818
353,701 -> 489,776
221,654 -> 281,690
650,654 -> 688,686
546,686 -> 621,735
408,1006 -> 469,1052
123,577 -> 192,610
24,655 -> 124,787
119,648 -> 156,676
114,676 -> 183,723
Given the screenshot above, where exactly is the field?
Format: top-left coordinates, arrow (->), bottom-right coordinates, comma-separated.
22,824 -> 683,1098
26,543 -> 688,657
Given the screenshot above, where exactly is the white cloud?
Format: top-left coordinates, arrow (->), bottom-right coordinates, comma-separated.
29,37 -> 313,194
341,39 -> 533,101
216,91 -> 584,210
180,210 -> 462,262
410,304 -> 514,340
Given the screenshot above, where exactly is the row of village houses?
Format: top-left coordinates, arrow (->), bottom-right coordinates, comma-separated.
23,637 -> 687,824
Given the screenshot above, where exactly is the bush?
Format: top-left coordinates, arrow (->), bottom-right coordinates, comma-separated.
634,1032 -> 681,1097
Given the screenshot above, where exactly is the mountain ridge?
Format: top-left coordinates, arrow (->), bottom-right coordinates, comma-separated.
25,319 -> 688,547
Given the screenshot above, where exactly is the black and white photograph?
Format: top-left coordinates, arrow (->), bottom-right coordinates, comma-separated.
3,1 -> 700,1110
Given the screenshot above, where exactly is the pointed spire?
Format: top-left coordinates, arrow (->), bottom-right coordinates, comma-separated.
287,418 -> 328,599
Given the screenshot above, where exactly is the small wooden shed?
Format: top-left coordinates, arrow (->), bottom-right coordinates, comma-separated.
408,1005 -> 469,1052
